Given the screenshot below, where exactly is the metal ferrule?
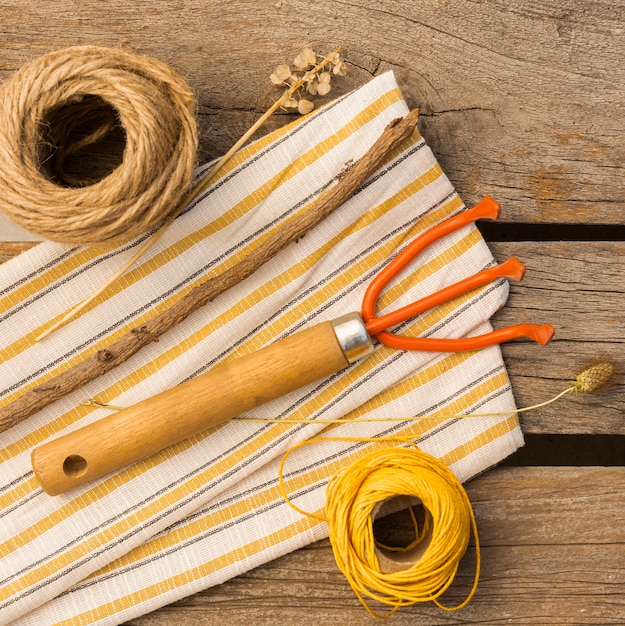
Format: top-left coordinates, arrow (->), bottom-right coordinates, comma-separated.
331,312 -> 374,364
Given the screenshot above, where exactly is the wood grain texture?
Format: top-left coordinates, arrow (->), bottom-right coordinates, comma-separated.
489,241 -> 625,435
31,321 -> 349,495
0,2 -> 623,624
123,467 -> 625,625
0,1 -> 623,224
0,241 -> 32,263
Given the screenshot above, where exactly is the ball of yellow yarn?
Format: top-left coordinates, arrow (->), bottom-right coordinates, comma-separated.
0,45 -> 198,245
324,445 -> 479,618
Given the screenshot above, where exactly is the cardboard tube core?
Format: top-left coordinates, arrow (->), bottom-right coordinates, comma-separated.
373,498 -> 433,574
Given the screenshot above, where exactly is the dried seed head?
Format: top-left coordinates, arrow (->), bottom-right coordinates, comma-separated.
570,361 -> 615,394
293,47 -> 316,70
271,46 -> 346,114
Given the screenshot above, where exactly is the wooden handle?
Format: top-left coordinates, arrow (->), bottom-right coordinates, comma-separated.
31,321 -> 351,495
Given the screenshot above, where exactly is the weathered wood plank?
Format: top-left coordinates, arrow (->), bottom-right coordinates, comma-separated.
489,241 -> 624,435
492,241 -> 625,343
124,467 -> 625,625
503,341 -> 624,435
0,242 -> 33,264
0,3 -> 621,625
0,0 -> 623,224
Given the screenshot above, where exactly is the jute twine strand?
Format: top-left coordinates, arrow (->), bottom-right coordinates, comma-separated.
279,439 -> 480,618
0,45 -> 198,244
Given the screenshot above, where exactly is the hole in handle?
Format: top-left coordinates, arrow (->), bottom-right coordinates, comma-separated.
63,454 -> 88,478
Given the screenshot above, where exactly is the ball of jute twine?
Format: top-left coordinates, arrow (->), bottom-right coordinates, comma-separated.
0,45 -> 198,245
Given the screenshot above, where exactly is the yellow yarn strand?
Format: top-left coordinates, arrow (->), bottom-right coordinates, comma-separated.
87,359 -> 615,422
278,437 -> 480,618
85,386 -> 572,423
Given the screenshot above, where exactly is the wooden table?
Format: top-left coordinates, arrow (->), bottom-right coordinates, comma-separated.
1,2 -> 623,623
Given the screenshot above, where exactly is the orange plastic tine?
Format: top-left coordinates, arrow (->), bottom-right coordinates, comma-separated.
367,321 -> 555,352
361,196 -> 555,352
365,257 -> 528,336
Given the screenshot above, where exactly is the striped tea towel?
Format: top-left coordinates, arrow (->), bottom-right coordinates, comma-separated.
0,71 -> 522,625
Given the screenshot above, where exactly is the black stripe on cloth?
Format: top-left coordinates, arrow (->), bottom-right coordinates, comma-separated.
0,488 -> 42,520
0,247 -> 79,299
0,471 -> 33,495
0,233 -> 153,323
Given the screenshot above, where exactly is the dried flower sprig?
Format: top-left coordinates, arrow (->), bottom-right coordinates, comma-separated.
37,46 -> 346,341
270,46 -> 347,115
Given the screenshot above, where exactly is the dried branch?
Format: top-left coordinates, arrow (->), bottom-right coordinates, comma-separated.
0,109 -> 420,433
